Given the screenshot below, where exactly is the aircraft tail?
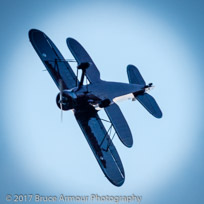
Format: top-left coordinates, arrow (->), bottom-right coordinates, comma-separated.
127,65 -> 146,85
127,65 -> 162,119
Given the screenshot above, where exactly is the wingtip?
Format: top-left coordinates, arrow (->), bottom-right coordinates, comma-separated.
108,176 -> 125,187
155,111 -> 163,119
28,29 -> 35,40
66,37 -> 74,41
126,141 -> 133,148
28,29 -> 44,41
120,137 -> 133,148
127,64 -> 139,72
66,37 -> 76,46
28,28 -> 41,35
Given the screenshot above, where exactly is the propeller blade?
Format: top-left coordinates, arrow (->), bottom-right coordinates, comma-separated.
59,79 -> 63,122
60,104 -> 63,123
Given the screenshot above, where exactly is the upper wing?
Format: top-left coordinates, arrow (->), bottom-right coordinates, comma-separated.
66,38 -> 101,83
105,103 -> 133,148
29,29 -> 78,90
74,105 -> 125,186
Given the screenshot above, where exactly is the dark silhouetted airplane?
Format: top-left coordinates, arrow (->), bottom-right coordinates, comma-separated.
29,29 -> 162,186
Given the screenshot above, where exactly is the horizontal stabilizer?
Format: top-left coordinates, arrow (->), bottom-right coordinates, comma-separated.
136,93 -> 162,118
127,65 -> 146,85
105,103 -> 133,148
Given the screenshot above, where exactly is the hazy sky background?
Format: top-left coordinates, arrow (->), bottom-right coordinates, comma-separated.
0,0 -> 204,204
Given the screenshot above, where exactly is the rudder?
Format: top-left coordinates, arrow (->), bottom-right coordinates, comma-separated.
127,64 -> 146,85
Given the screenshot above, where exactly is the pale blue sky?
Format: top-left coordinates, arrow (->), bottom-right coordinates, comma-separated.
0,0 -> 204,204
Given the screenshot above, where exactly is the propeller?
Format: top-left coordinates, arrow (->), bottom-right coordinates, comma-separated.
59,79 -> 63,122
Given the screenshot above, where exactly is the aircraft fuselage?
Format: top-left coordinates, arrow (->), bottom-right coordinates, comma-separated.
69,80 -> 145,109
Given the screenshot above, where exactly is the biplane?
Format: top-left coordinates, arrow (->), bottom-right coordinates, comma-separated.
29,29 -> 162,186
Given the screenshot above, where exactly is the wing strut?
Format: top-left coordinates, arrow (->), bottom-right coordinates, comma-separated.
77,62 -> 90,89
99,119 -> 117,152
105,103 -> 133,147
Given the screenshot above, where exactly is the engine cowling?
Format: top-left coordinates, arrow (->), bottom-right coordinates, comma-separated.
56,91 -> 74,111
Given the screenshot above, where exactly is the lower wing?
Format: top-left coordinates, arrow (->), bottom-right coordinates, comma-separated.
74,105 -> 125,186
105,103 -> 133,147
